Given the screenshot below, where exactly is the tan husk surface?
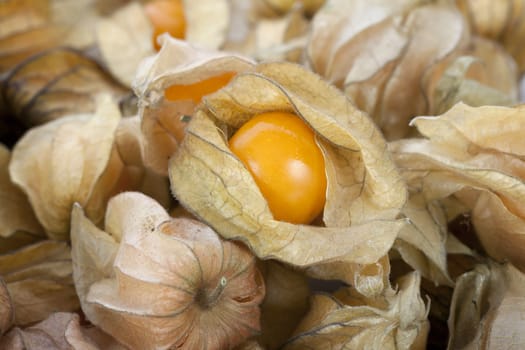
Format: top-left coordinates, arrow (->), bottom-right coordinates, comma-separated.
0,241 -> 79,326
169,61 -> 407,290
8,95 -> 169,240
390,102 -> 525,272
282,272 -> 429,349
71,191 -> 265,350
448,261 -> 525,349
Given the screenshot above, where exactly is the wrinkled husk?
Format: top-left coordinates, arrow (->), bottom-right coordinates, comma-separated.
456,0 -> 525,73
307,0 -> 518,140
168,61 -> 407,293
182,0 -> 230,50
252,0 -> 325,17
448,261 -> 525,349
395,193 -> 452,286
0,312 -> 127,350
71,191 -> 265,350
2,48 -> 128,128
133,37 -> 255,175
0,144 -> 44,253
8,95 -> 169,240
390,102 -> 525,273
283,272 -> 429,349
0,241 -> 79,326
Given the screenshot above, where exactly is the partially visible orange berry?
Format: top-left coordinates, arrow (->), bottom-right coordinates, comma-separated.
144,0 -> 186,51
164,72 -> 236,103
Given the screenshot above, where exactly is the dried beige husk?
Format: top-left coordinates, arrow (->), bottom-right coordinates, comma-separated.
0,144 -> 44,254
0,241 -> 79,326
169,61 -> 407,290
9,95 -> 169,240
256,261 -> 310,349
133,37 -> 255,175
183,0 -> 230,50
95,0 -> 230,87
0,312 -> 127,350
448,261 -> 525,349
227,5 -> 310,62
71,191 -> 265,350
283,272 -> 429,349
456,0 -> 525,73
426,37 -> 518,115
2,48 -> 128,128
96,2 -> 155,87
390,102 -> 525,272
395,193 -> 452,285
308,0 -> 518,140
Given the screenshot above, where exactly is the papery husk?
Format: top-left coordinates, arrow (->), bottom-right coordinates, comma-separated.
230,5 -> 309,62
8,95 -> 169,240
395,193 -> 452,286
133,37 -> 255,175
307,0 -> 472,140
425,37 -> 518,115
0,241 -> 79,326
169,61 -> 407,289
256,261 -> 310,349
0,311 -> 126,350
456,0 -> 525,73
2,48 -> 128,128
448,261 -> 525,349
71,191 -> 265,350
0,144 -> 44,253
283,272 -> 429,349
390,102 -> 525,272
96,2 -> 155,87
182,0 -> 230,50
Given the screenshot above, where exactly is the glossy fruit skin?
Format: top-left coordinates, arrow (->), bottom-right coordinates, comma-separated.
164,72 -> 236,103
144,0 -> 186,51
229,112 -> 327,224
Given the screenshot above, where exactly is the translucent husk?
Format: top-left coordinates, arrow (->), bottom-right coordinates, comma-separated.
282,272 -> 429,349
390,102 -> 525,272
448,261 -> 525,349
71,191 -> 265,350
0,241 -> 79,326
133,36 -> 255,175
9,95 -> 169,240
168,61 -> 407,294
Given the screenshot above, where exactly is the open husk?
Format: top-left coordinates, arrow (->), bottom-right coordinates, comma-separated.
0,240 -> 79,326
448,261 -> 525,349
283,272 -> 429,349
133,37 -> 255,175
71,191 -> 265,350
390,102 -> 525,273
168,61 -> 407,293
8,95 -> 169,240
